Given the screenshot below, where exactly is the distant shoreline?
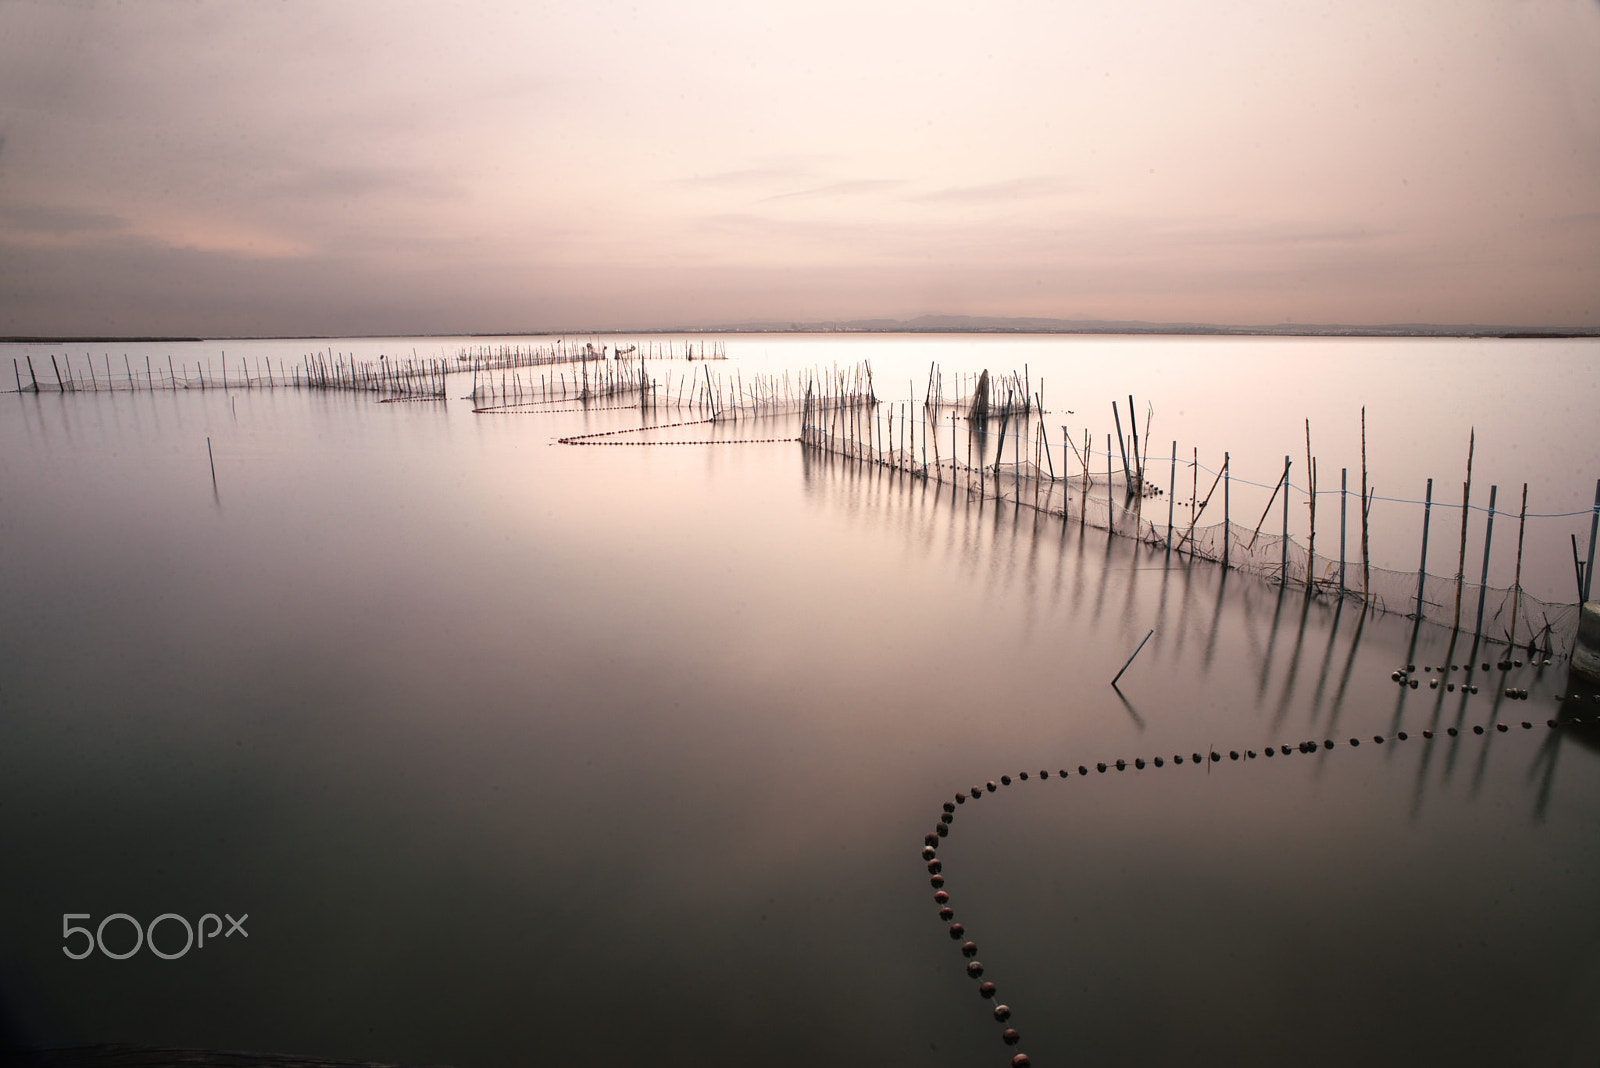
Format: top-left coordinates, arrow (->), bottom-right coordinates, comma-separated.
4,321 -> 1597,344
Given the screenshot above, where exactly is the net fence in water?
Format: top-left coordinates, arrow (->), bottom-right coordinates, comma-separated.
800,413 -> 1586,658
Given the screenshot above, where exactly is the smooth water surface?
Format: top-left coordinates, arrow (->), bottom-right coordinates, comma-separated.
2,336 -> 1598,1067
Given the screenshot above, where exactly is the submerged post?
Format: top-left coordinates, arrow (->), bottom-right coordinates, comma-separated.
1416,478 -> 1433,620
1474,485 -> 1498,638
1112,629 -> 1156,687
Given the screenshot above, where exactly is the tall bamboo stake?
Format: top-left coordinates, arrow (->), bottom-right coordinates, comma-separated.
1452,428 -> 1475,632
1510,484 -> 1528,648
1474,485 -> 1498,638
1360,408 -> 1370,604
1416,479 -> 1433,620
1305,420 -> 1316,586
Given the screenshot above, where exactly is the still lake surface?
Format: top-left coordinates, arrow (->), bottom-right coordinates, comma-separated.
2,334 -> 1599,1067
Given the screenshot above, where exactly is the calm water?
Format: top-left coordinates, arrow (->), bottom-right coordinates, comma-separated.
2,335 -> 1599,1067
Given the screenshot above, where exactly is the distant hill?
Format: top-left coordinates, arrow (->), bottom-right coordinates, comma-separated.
704,315 -> 1598,338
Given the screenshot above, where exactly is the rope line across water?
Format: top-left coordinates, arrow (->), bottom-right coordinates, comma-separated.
921,714 -> 1595,1067
472,401 -> 651,414
561,437 -> 800,446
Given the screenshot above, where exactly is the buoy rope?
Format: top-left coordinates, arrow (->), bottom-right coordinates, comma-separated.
923,713 -> 1594,1068
472,401 -> 649,415
561,437 -> 800,447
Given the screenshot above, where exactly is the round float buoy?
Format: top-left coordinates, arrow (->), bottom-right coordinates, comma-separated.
925,833 -> 939,847
1097,763 -> 1107,773
1078,766 -> 1088,776
1019,772 -> 1028,781
940,907 -> 954,921
1003,1029 -> 1020,1045
944,802 -> 956,813
962,941 -> 978,958
979,982 -> 996,999
1447,728 -> 1458,736
936,825 -> 947,837
940,813 -> 953,825
948,922 -> 963,939
1375,735 -> 1384,744
994,1004 -> 1011,1022
1496,723 -> 1508,732
1000,775 -> 1011,786
934,890 -> 949,904
967,961 -> 984,978
1423,730 -> 1433,738
1350,738 -> 1360,746
922,846 -> 936,860
1012,1055 -> 1031,1068
1116,759 -> 1126,771
1135,758 -> 1145,769
986,781 -> 997,792
928,860 -> 943,874
1397,732 -> 1408,740
1154,756 -> 1165,767
1229,751 -> 1238,760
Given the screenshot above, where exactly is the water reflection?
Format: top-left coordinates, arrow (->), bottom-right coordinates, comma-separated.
3,372 -> 1598,1067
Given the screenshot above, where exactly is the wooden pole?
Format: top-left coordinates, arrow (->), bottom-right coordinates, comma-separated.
1107,433 -> 1115,535
1248,459 -> 1290,551
1360,407 -> 1370,604
1223,453 -> 1230,569
1339,467 -> 1347,596
1452,428 -> 1475,632
1511,484 -> 1528,649
1128,394 -> 1143,486
1305,420 -> 1316,587
1112,402 -> 1132,485
1281,456 -> 1291,585
1167,441 -> 1177,551
1112,629 -> 1156,686
1474,485 -> 1498,637
1585,477 -> 1599,603
1415,478 -> 1433,620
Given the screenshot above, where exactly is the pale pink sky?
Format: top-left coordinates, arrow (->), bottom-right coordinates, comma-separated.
2,0 -> 1597,335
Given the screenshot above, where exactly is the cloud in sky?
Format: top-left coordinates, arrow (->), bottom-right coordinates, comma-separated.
1,0 -> 1597,335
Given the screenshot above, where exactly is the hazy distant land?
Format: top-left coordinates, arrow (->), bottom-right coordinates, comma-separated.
5,315 -> 1596,344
